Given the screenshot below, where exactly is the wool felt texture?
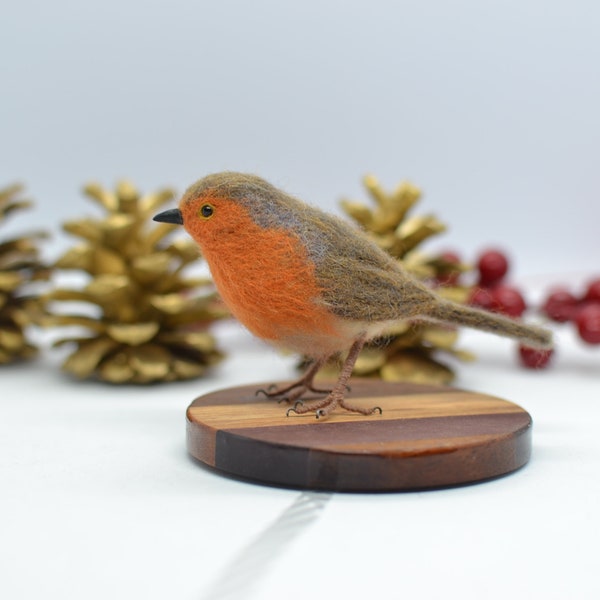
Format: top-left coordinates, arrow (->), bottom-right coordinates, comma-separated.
178,172 -> 551,348
159,172 -> 552,415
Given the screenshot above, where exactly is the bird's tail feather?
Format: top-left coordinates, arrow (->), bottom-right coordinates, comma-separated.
424,300 -> 553,349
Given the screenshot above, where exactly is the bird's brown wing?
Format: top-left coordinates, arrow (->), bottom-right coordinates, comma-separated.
307,212 -> 434,323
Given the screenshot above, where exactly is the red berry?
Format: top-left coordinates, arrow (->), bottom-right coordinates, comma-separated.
492,285 -> 527,318
477,249 -> 509,286
583,278 -> 600,304
436,251 -> 461,286
519,345 -> 554,369
469,287 -> 496,311
575,303 -> 600,344
542,289 -> 579,323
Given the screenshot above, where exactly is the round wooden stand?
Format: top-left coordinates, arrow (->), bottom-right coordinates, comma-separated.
186,380 -> 532,491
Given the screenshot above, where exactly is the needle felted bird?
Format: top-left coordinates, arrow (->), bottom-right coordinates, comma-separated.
154,172 -> 552,418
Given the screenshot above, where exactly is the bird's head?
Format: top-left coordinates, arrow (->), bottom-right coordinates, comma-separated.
153,172 -> 300,247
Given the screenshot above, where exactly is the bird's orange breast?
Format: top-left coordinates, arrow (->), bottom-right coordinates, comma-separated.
193,203 -> 343,354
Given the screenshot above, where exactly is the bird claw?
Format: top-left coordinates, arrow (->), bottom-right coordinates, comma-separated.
255,384 -> 280,398
371,406 -> 383,415
286,400 -> 308,417
256,386 -> 293,404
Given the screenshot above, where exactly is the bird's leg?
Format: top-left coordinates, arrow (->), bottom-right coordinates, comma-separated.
287,335 -> 382,418
255,357 -> 330,403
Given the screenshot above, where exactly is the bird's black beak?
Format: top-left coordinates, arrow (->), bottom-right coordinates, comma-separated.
153,208 -> 184,225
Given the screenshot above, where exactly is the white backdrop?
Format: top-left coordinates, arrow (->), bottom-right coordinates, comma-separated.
2,0 -> 599,275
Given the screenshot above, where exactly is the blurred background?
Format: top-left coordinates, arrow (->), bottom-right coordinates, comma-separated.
2,0 -> 599,276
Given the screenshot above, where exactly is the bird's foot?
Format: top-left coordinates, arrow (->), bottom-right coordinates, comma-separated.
339,399 -> 382,416
286,335 -> 381,419
286,392 -> 382,419
286,396 -> 337,418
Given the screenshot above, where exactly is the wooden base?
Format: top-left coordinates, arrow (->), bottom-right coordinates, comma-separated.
186,380 -> 532,491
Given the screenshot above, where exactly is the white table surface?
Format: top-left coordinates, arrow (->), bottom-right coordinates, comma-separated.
1,314 -> 599,600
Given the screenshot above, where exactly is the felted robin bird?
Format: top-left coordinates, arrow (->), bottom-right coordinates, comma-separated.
154,172 -> 552,418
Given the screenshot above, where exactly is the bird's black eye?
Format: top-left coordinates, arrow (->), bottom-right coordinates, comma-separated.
200,203 -> 214,219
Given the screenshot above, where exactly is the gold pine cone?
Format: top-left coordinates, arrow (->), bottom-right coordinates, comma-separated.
46,181 -> 228,383
0,184 -> 50,364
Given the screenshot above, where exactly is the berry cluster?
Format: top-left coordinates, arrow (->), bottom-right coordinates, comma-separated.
469,250 -> 527,318
436,248 -> 600,370
542,280 -> 600,345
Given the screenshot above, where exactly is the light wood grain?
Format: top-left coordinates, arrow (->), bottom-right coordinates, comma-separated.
187,391 -> 522,430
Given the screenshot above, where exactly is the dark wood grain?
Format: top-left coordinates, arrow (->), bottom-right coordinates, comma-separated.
186,380 -> 532,491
